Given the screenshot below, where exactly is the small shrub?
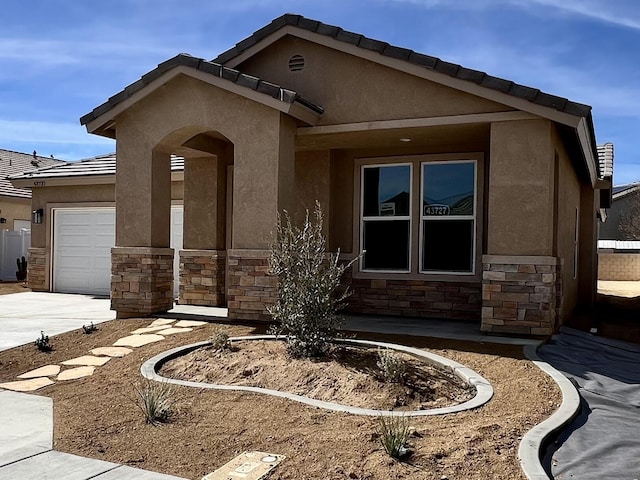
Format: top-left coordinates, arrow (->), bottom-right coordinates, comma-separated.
82,322 -> 98,334
268,202 -> 360,358
377,348 -> 406,384
134,380 -> 174,425
209,329 -> 231,351
35,331 -> 52,352
378,414 -> 411,459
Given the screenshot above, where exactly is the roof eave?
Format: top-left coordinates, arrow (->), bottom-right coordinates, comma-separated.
219,22 -> 599,186
81,58 -> 321,136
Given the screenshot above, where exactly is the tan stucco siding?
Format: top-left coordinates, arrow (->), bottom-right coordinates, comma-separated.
236,36 -> 514,126
113,74 -> 294,249
0,196 -> 30,231
553,127 -> 581,319
488,119 -> 554,255
293,150 -> 331,234
29,182 -> 184,249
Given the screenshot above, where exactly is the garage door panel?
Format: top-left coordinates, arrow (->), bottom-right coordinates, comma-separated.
53,207 -> 183,297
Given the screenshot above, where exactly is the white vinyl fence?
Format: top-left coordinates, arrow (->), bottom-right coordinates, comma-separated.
0,229 -> 31,281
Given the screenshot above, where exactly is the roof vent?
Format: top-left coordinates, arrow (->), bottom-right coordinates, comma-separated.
288,55 -> 305,72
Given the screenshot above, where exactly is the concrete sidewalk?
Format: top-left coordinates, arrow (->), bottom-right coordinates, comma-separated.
0,389 -> 186,480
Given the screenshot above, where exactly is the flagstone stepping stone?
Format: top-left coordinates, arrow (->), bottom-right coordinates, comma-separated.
174,320 -> 208,328
130,325 -> 171,334
57,366 -> 95,381
156,327 -> 193,335
61,355 -> 111,367
113,334 -> 164,348
17,365 -> 61,379
149,319 -> 175,327
90,346 -> 133,357
0,377 -> 54,392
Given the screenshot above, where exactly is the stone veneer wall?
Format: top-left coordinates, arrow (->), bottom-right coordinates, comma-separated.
179,249 -> 226,306
481,255 -> 562,336
27,247 -> 47,291
111,247 -> 174,318
227,249 -> 276,321
598,253 -> 640,281
345,273 -> 482,320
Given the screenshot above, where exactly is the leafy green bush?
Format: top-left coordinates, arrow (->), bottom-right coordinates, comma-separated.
268,202 -> 358,358
377,348 -> 407,384
378,414 -> 410,459
134,380 -> 174,425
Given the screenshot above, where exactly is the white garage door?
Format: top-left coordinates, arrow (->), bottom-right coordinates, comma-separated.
53,206 -> 183,296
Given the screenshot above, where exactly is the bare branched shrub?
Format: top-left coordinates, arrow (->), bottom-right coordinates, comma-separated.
378,414 -> 410,459
377,348 -> 407,384
134,380 -> 174,425
268,202 -> 359,358
209,329 -> 231,351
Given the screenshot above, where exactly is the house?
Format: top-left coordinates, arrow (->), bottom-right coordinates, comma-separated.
14,14 -> 613,336
599,182 -> 639,241
0,149 -> 62,231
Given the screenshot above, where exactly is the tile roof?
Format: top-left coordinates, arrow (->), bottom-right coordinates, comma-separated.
9,153 -> 185,181
612,183 -> 640,199
213,14 -> 593,118
0,149 -> 64,199
79,54 -> 324,127
597,143 -> 614,179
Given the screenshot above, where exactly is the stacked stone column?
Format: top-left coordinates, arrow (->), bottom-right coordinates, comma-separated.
27,247 -> 47,291
481,255 -> 561,336
110,247 -> 174,318
179,249 -> 226,305
226,249 -> 277,321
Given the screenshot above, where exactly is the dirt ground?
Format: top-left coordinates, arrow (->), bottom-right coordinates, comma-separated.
161,340 -> 473,411
0,316 -> 560,480
0,281 -> 30,295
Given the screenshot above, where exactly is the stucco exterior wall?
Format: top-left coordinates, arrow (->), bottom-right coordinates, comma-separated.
552,127 -> 581,321
488,119 -> 554,256
115,74 -> 293,250
236,36 -> 513,126
0,196 -> 30,230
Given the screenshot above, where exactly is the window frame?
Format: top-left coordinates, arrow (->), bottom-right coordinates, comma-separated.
354,153 -> 483,280
419,160 -> 477,276
360,162 -> 413,273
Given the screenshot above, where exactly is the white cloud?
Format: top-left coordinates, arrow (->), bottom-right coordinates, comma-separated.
515,0 -> 640,30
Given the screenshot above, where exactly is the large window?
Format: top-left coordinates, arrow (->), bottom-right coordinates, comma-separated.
421,161 -> 476,273
360,158 -> 477,276
361,164 -> 411,271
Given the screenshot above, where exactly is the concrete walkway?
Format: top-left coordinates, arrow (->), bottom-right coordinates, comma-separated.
0,292 -> 115,352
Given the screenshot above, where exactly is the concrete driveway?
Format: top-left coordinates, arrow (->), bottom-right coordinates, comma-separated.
0,292 -> 115,352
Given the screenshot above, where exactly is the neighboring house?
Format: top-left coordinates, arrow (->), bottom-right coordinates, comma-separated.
599,181 -> 640,241
10,154 -> 185,295
0,149 -> 62,230
13,14 -> 613,336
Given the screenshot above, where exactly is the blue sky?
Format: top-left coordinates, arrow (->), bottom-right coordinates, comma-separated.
1,0 -> 638,184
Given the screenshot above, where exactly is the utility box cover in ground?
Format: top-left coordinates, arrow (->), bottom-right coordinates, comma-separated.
201,451 -> 284,480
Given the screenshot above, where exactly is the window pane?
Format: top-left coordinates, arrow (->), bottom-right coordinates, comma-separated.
423,163 -> 474,216
422,220 -> 473,272
363,220 -> 410,270
363,165 -> 411,217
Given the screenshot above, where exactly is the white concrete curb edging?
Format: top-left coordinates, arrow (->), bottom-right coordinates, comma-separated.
141,335 -> 493,417
518,344 -> 581,480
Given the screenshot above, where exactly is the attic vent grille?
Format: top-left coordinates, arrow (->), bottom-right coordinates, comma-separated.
288,55 -> 305,72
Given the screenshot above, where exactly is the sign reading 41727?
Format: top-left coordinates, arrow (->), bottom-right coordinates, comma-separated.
424,204 -> 450,216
